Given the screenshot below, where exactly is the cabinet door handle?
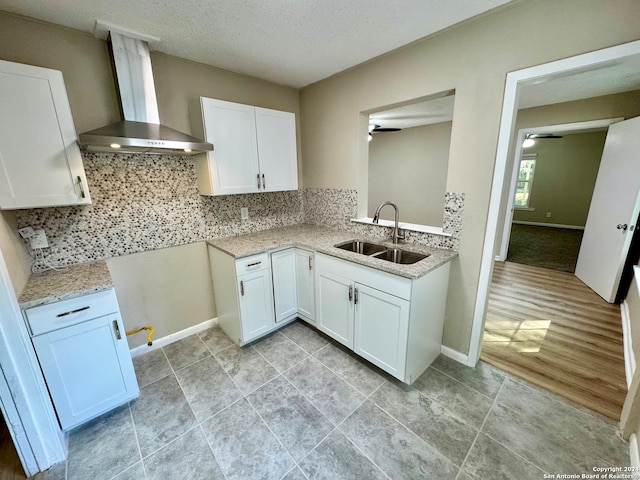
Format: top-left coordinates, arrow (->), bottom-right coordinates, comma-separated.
354,287 -> 359,305
257,173 -> 261,189
56,306 -> 90,318
262,174 -> 265,189
348,285 -> 353,302
308,256 -> 312,270
77,176 -> 86,199
240,280 -> 245,296
113,320 -> 121,340
247,261 -> 262,268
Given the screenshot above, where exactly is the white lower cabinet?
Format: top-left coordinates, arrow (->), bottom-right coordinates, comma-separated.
315,253 -> 450,383
25,289 -> 138,431
294,248 -> 315,324
209,244 -> 450,383
354,284 -> 410,379
209,247 -> 276,345
238,268 -> 275,340
271,249 -> 298,323
316,268 -> 353,348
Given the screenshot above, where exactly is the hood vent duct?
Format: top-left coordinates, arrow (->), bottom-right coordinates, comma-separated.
79,28 -> 213,155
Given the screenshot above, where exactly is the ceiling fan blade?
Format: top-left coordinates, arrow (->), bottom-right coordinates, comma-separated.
372,127 -> 402,132
530,134 -> 563,139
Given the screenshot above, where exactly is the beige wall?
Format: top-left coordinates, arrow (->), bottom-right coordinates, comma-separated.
368,122 -> 451,226
0,11 -> 300,344
513,131 -> 607,227
107,243 -> 216,349
300,0 -> 640,353
0,211 -> 31,296
495,90 -> 640,253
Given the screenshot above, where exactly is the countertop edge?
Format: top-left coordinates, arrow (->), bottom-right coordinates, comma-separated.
206,227 -> 458,280
19,284 -> 114,310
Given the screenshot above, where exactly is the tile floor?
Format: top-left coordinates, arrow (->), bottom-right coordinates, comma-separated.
45,320 -> 629,480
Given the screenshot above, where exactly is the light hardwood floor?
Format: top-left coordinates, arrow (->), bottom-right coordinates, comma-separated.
0,418 -> 45,480
481,261 -> 627,420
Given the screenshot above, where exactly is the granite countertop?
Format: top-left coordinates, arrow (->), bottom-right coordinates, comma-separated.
19,261 -> 113,310
207,224 -> 458,279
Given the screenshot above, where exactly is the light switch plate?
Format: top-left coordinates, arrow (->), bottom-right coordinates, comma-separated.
30,229 -> 49,249
241,207 -> 249,220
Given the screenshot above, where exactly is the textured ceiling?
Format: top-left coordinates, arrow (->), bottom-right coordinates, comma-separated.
0,0 -> 512,87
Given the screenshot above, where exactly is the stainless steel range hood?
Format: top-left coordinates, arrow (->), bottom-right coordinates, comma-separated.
79,29 -> 213,155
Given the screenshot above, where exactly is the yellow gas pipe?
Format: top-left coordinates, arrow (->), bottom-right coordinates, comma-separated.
126,326 -> 155,346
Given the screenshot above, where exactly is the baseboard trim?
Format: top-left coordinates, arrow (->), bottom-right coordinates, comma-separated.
512,221 -> 585,230
440,345 -> 474,367
631,434 -> 640,469
129,318 -> 218,358
622,301 -> 636,388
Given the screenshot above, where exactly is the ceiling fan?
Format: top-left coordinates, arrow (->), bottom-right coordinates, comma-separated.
369,124 -> 402,133
527,133 -> 563,139
523,132 -> 563,148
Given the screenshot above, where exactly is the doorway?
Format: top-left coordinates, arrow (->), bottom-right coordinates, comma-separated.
468,40 -> 640,418
483,118 -> 630,419
498,120 -> 619,273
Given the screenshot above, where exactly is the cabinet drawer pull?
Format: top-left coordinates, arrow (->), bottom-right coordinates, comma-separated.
77,176 -> 86,199
257,173 -> 261,189
354,287 -> 359,305
308,256 -> 312,270
348,285 -> 353,302
56,306 -> 90,318
113,320 -> 121,340
246,261 -> 262,268
240,280 -> 245,296
262,174 -> 265,189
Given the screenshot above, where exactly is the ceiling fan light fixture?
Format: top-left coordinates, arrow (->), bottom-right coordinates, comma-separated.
523,136 -> 535,148
369,124 -> 379,133
368,133 -> 373,142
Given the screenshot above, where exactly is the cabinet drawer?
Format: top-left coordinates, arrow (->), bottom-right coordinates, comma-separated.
235,253 -> 270,275
25,288 -> 119,336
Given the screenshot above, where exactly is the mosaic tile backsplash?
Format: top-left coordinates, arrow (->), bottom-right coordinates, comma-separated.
15,154 -> 463,268
303,188 -> 464,251
16,153 -> 303,267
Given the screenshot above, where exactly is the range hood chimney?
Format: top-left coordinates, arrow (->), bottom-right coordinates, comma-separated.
79,23 -> 213,155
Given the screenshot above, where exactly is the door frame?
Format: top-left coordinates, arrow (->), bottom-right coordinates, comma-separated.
496,118 -> 624,261
0,250 -> 66,475
467,38 -> 640,367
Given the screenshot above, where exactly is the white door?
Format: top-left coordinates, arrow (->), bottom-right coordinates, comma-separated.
354,284 -> 410,380
238,269 -> 275,342
255,107 -> 298,192
31,314 -> 138,431
271,249 -> 297,323
295,249 -> 315,323
315,268 -> 353,348
200,98 -> 260,195
575,116 -> 640,302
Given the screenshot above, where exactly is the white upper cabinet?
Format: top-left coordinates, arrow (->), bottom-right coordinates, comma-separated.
0,60 -> 91,209
198,97 -> 298,196
254,107 -> 297,192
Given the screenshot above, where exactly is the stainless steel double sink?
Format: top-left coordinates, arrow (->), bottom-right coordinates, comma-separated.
334,240 -> 429,265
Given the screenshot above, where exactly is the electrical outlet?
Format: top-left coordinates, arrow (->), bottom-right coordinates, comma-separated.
546,212 -> 552,218
18,227 -> 35,239
30,229 -> 49,249
241,207 -> 249,220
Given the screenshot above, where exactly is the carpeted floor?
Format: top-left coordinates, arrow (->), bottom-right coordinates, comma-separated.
507,224 -> 584,273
